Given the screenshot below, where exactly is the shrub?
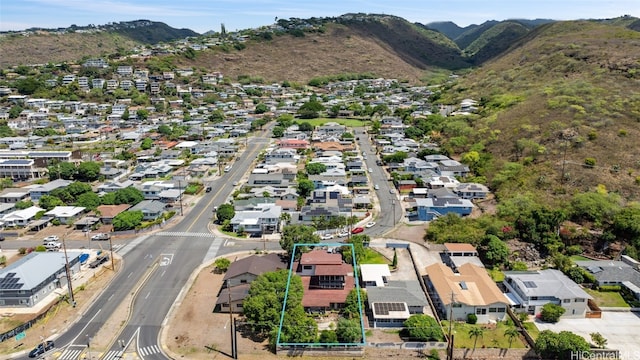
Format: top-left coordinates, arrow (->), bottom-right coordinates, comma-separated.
597,285 -> 622,292
584,158 -> 596,167
540,303 -> 565,323
467,313 -> 478,324
18,247 -> 27,255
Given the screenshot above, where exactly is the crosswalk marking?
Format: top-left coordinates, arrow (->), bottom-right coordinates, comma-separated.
139,344 -> 161,356
103,350 -> 123,360
155,231 -> 217,238
58,348 -> 82,360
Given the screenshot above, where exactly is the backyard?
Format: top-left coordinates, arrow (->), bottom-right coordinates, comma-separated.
443,321 -> 529,349
584,288 -> 630,307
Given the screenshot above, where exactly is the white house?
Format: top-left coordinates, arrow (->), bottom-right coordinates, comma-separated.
1,206 -> 45,227
45,206 -> 86,225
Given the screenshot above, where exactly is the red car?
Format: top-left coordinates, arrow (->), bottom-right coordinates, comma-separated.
351,227 -> 364,234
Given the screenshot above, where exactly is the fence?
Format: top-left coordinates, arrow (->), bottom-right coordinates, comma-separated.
586,299 -> 602,318
0,298 -> 63,343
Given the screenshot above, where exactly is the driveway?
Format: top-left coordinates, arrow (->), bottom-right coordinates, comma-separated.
534,311 -> 640,359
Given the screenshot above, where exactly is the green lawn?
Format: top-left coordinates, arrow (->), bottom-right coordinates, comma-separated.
570,255 -> 591,261
522,322 -> 540,340
360,248 -> 390,264
443,321 -> 527,349
584,288 -> 630,307
298,118 -> 367,127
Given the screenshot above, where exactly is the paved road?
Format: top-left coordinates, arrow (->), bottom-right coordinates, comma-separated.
354,128 -> 401,237
13,135 -> 272,360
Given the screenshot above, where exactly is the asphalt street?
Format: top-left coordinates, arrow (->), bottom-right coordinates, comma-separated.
10,125 -> 397,360
13,135 -> 271,360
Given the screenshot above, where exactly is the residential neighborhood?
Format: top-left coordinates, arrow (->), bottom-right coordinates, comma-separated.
0,22 -> 639,360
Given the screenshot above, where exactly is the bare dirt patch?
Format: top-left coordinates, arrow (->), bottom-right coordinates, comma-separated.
385,223 -> 429,244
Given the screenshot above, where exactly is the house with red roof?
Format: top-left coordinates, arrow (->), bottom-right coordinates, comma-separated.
277,139 -> 309,150
295,249 -> 355,312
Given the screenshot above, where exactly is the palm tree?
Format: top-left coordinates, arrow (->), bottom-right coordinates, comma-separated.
504,327 -> 519,348
469,327 -> 484,352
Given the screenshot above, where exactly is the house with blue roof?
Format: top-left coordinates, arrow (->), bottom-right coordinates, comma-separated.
412,197 -> 474,221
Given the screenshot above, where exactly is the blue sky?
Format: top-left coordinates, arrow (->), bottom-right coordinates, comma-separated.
1,0 -> 639,34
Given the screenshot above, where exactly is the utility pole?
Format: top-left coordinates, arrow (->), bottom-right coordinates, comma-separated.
62,235 -> 76,307
227,280 -> 237,359
178,179 -> 184,216
109,234 -> 115,271
447,292 -> 455,360
391,199 -> 396,227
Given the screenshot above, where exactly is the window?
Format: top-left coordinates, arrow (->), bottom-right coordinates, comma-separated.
489,308 -> 497,313
240,279 -> 247,284
530,296 -> 538,300
575,298 -> 585,302
452,303 -> 462,308
497,308 -> 505,313
563,299 -> 571,303
222,303 -> 229,308
303,265 -> 312,270
476,308 -> 487,315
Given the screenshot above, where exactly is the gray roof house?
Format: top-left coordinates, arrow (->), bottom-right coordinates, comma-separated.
29,179 -> 73,202
0,251 -> 82,307
129,200 -> 166,221
97,180 -> 135,194
576,260 -> 640,300
503,269 -> 593,318
229,204 -> 282,234
367,280 -> 429,328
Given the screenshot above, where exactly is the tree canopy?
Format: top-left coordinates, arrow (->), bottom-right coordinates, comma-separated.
403,315 -> 445,341
279,224 -> 320,258
535,330 -> 590,360
305,162 -> 326,175
216,203 -> 235,222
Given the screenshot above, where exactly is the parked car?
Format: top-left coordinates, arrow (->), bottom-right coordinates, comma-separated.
374,184 -> 380,190
389,189 -> 395,194
0,235 -> 5,241
91,233 -> 110,241
338,231 -> 350,238
232,181 -> 238,186
205,186 -> 212,192
351,227 -> 364,234
368,168 -> 373,173
28,340 -> 55,358
43,235 -> 59,242
320,234 -> 334,240
89,255 -> 109,269
365,222 -> 376,228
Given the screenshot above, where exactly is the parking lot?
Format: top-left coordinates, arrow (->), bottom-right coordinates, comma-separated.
534,311 -> 640,359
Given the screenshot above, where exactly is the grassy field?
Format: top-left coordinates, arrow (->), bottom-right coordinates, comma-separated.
444,321 -> 527,349
584,288 -> 630,307
570,255 -> 592,261
360,248 -> 390,264
298,118 -> 368,127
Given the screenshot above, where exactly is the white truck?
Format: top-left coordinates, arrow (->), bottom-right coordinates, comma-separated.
44,241 -> 61,251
